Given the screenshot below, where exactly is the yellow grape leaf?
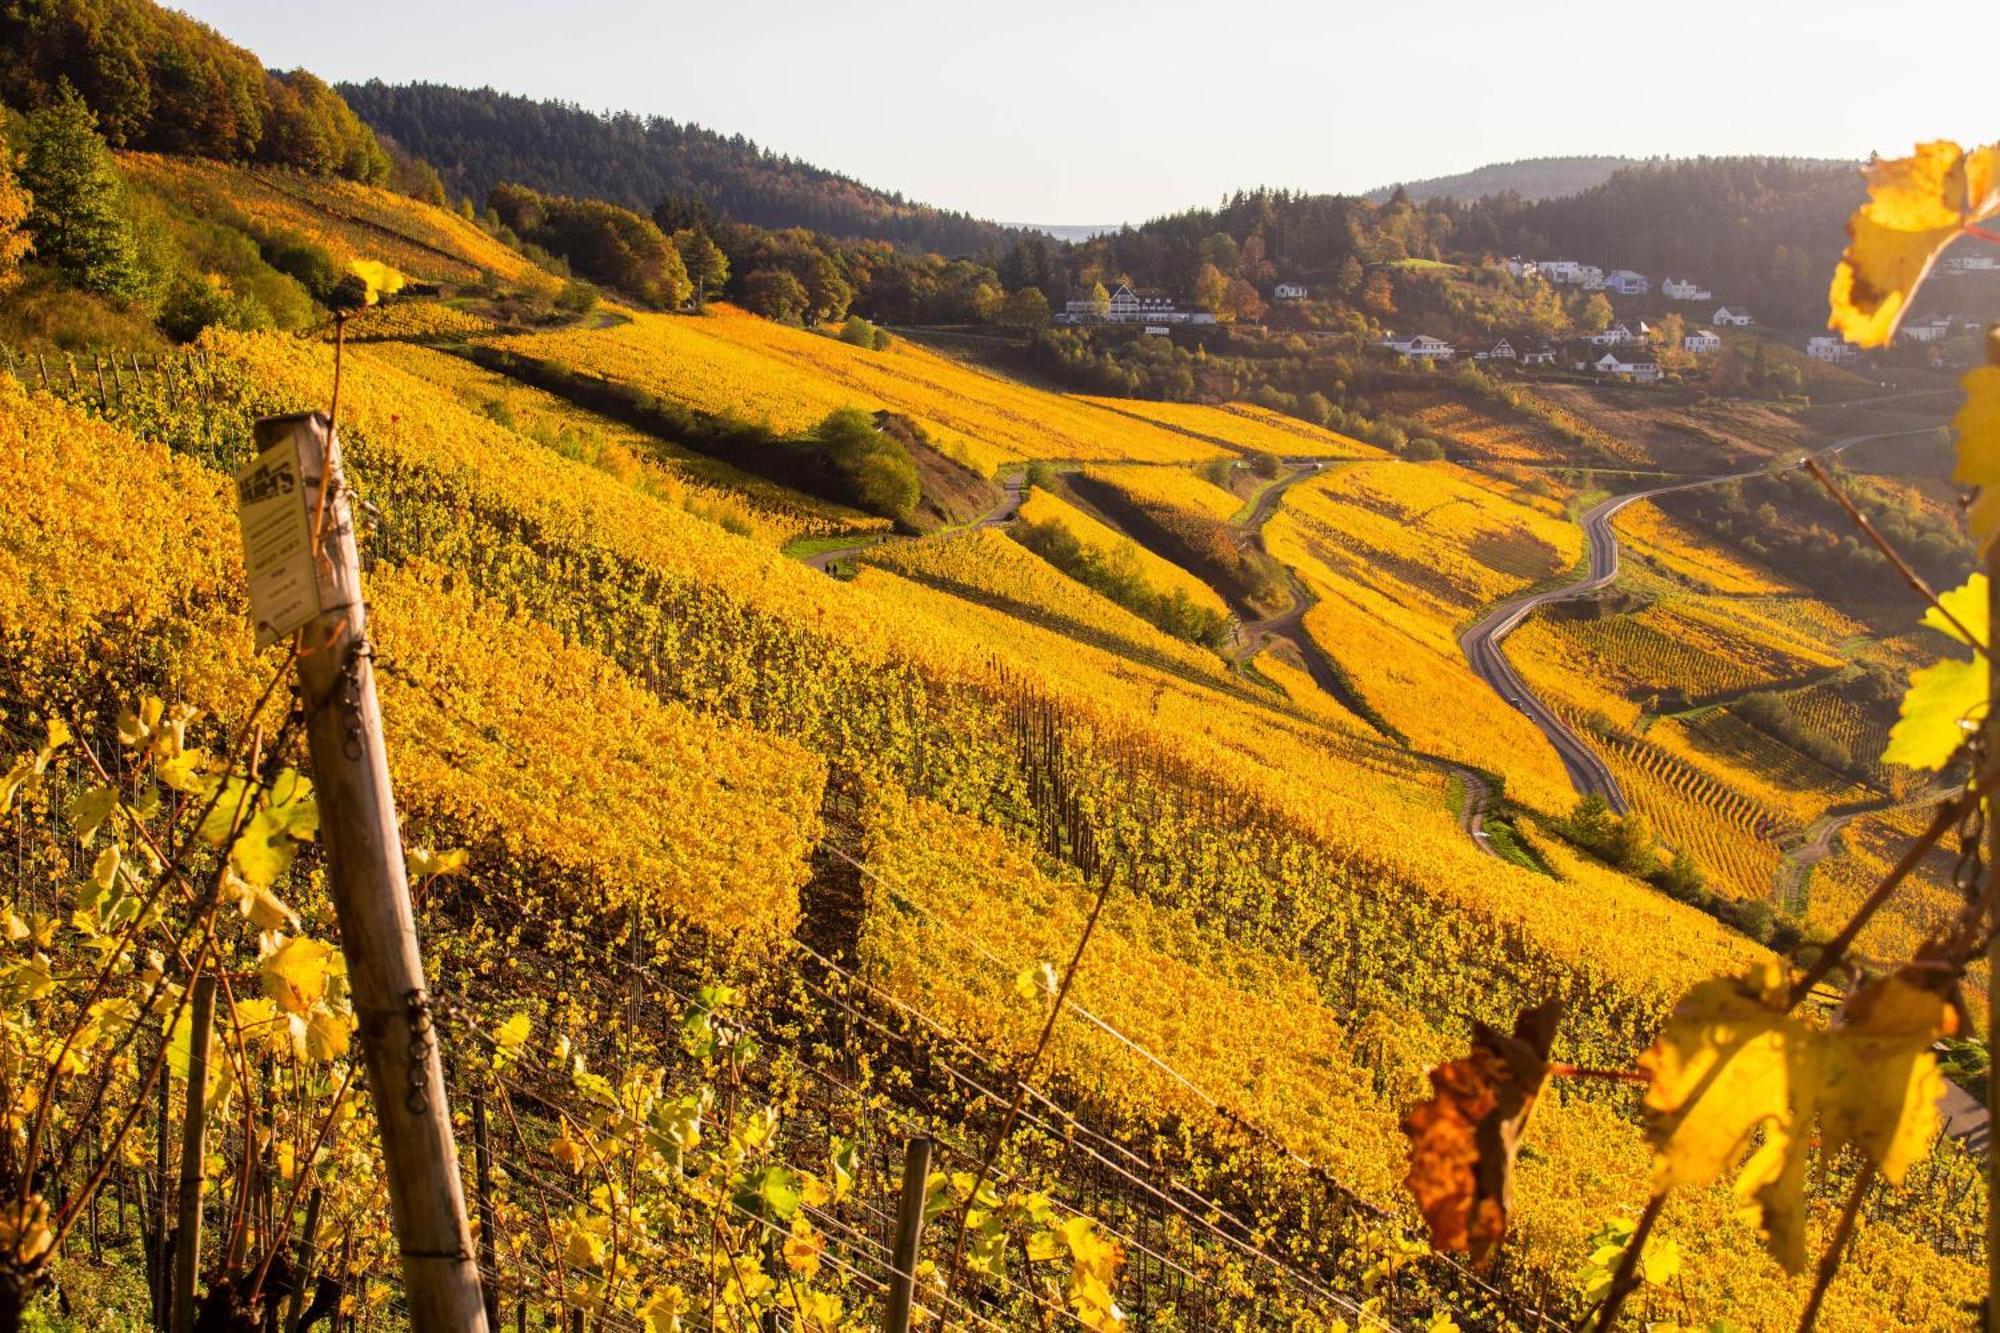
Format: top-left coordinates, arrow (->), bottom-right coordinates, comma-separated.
348,259 -> 406,306
1828,141 -> 2000,346
408,846 -> 469,879
496,1011 -> 531,1052
642,1287 -> 687,1333
305,1007 -> 354,1063
1731,1116 -> 1812,1274
1642,1236 -> 1682,1285
1920,571 -> 1990,646
1882,655 -> 1984,770
1819,972 -> 1953,1183
261,936 -> 336,1014
1014,960 -> 1058,1003
1639,961 -> 1806,1192
782,1224 -> 825,1277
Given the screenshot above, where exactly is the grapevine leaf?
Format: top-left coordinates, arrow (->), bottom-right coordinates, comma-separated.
734,1164 -> 802,1223
305,1007 -> 354,1062
261,937 -> 336,1015
1919,571 -> 1990,645
1731,1117 -> 1811,1273
68,785 -> 119,846
1819,971 -> 1952,1183
1400,999 -> 1561,1264
1828,141 -> 2000,347
231,806 -> 298,888
408,846 -> 469,879
1639,962 -> 1805,1192
1882,656 -> 1985,770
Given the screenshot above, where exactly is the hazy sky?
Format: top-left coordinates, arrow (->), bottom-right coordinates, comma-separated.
180,0 -> 1997,224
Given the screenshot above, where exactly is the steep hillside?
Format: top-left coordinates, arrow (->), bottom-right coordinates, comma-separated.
1366,156 -> 1636,203
340,81 -> 1019,253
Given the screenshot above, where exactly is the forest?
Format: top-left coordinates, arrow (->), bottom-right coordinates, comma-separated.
340,81 -> 1017,255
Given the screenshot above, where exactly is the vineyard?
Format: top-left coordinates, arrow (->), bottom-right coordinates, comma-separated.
5,113 -> 2000,1333
11,305 -> 1985,1327
1074,397 -> 1388,460
490,306 -> 1231,475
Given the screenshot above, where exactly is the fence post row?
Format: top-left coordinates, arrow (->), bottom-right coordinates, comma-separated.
262,412 -> 491,1333
884,1137 -> 933,1333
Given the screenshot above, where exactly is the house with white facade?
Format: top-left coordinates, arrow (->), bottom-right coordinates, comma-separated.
1472,338 -> 1518,361
1898,316 -> 1955,343
1661,277 -> 1714,301
1520,342 -> 1560,366
1058,283 -> 1217,327
1502,258 -> 1540,280
1379,333 -> 1455,360
1713,306 -> 1755,327
1683,329 -> 1722,355
1273,282 -> 1309,301
1586,321 -> 1652,347
1538,260 -> 1581,283
1594,350 -> 1660,382
1605,269 -> 1651,296
1577,265 -> 1607,290
1805,335 -> 1859,363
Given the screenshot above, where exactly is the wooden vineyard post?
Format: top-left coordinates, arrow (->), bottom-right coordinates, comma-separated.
884,1137 -> 932,1333
171,971 -> 216,1333
250,413 -> 490,1332
1988,542 -> 1999,1333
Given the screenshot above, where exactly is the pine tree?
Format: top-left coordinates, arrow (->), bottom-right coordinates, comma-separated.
19,84 -> 146,298
0,124 -> 31,294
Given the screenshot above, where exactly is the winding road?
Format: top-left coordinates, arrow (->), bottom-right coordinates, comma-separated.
1457,422 -> 1947,812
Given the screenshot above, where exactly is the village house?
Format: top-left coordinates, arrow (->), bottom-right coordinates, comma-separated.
1661,277 -> 1714,301
1537,260 -> 1581,283
1898,316 -> 1955,343
1058,282 -> 1218,327
1378,332 -> 1456,360
1683,329 -> 1722,355
1502,258 -> 1540,280
1472,337 -> 1517,361
1519,342 -> 1560,366
1604,269 -> 1650,296
1273,282 -> 1309,301
1806,335 -> 1859,363
1577,265 -> 1607,290
1585,321 -> 1651,347
1594,349 -> 1660,382
1713,306 -> 1755,327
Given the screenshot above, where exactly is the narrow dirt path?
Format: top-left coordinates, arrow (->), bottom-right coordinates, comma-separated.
803,472 -> 1025,572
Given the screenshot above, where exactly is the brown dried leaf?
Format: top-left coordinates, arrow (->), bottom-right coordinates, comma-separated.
1401,1000 -> 1561,1264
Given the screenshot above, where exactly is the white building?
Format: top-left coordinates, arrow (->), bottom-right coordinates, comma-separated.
1683,329 -> 1722,355
1662,277 -> 1714,301
1713,306 -> 1755,327
1806,335 -> 1859,363
1379,333 -> 1456,360
1473,338 -> 1518,361
1059,283 -> 1218,326
1594,350 -> 1660,382
1273,282 -> 1309,301
1586,321 -> 1651,347
1605,269 -> 1651,296
1502,258 -> 1540,280
1898,316 -> 1955,343
1520,343 -> 1560,366
1577,265 -> 1607,291
1538,260 -> 1582,283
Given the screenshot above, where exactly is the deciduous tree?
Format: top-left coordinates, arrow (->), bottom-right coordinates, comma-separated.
18,84 -> 144,298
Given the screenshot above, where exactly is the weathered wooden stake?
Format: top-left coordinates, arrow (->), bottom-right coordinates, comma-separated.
284,1187 -> 322,1333
884,1137 -> 933,1333
263,412 -> 490,1332
472,1096 -> 500,1333
171,971 -> 216,1333
1986,543 -> 1999,1333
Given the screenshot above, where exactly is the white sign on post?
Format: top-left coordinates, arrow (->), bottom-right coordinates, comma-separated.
234,431 -> 322,649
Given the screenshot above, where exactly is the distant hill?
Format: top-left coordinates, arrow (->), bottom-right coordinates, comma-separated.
1366,157 -> 1636,203
340,82 -> 1021,256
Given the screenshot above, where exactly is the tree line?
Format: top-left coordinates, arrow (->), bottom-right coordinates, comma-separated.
342,81 -> 1019,256
0,0 -> 401,185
